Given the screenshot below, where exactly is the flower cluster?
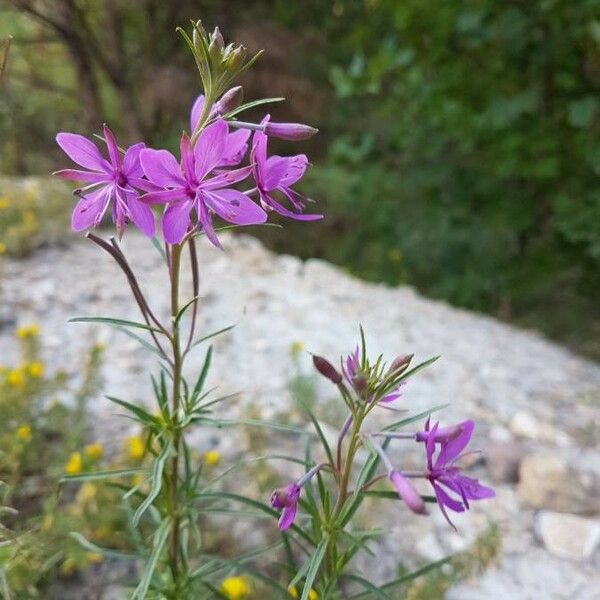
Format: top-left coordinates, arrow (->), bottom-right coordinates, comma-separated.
55,92 -> 321,247
271,338 -> 494,532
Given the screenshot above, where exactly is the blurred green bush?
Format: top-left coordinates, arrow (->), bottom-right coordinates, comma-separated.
0,0 -> 598,359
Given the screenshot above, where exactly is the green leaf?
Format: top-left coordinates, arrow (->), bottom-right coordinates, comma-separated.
396,356 -> 440,382
69,532 -> 139,561
116,326 -> 164,358
174,295 -> 201,328
382,404 -> 447,432
60,467 -> 146,484
132,441 -> 172,527
223,97 -> 285,119
190,346 -> 212,406
106,396 -> 160,428
191,324 -> 236,348
132,518 -> 171,599
297,400 -> 335,467
197,492 -> 315,546
69,316 -> 162,334
351,556 -> 452,598
202,418 -> 309,435
344,574 -> 393,599
299,536 -> 328,600
150,236 -> 166,261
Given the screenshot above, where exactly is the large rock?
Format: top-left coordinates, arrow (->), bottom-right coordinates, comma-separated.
518,453 -> 600,514
536,511 -> 600,560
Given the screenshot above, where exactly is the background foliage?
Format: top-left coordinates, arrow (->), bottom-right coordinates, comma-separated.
0,0 -> 598,358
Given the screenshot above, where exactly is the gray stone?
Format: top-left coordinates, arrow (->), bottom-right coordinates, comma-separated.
536,511 -> 600,560
518,453 -> 599,514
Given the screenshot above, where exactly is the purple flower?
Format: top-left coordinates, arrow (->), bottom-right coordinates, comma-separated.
421,420 -> 495,528
270,483 -> 301,531
251,116 -> 322,222
140,120 -> 266,247
54,125 -> 155,237
389,470 -> 426,515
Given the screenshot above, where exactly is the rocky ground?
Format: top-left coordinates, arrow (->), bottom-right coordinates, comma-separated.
2,232 -> 599,599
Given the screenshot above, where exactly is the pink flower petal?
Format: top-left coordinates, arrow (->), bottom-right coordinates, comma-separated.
162,201 -> 193,244
194,119 -> 228,181
54,169 -> 109,184
140,149 -> 186,188
122,142 -> 146,179
71,187 -> 111,231
203,189 -> 267,225
56,132 -> 110,172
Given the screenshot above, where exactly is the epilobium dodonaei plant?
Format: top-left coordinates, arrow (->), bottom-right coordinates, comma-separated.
270,330 -> 494,597
52,19 -> 493,600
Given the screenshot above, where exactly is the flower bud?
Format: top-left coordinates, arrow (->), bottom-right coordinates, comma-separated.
352,374 -> 368,392
264,122 -> 318,141
388,354 -> 413,375
389,471 -> 426,515
214,86 -> 243,115
209,26 -> 224,52
312,355 -> 342,384
225,46 -> 247,71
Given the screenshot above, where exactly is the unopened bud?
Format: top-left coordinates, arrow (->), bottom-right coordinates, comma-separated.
312,355 -> 342,384
264,121 -> 319,141
210,26 -> 224,51
214,86 -> 243,115
352,375 -> 368,392
225,46 -> 246,71
388,354 -> 413,375
389,471 -> 426,515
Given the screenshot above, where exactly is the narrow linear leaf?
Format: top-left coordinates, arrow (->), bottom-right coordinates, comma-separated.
69,316 -> 162,334
344,574 -> 393,600
116,326 -> 164,358
150,236 -> 166,260
297,400 -> 335,466
132,519 -> 171,600
203,418 -> 309,435
352,556 -> 452,598
383,404 -> 447,432
60,467 -> 146,484
132,441 -> 172,527
223,97 -> 285,119
299,536 -> 328,600
174,295 -> 202,328
69,532 -> 139,561
190,346 -> 213,404
191,324 -> 236,348
106,396 -> 160,428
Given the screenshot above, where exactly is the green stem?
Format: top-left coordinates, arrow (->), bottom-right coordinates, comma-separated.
168,243 -> 183,592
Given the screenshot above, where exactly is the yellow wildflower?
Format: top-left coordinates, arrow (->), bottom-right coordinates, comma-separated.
27,362 -> 44,378
76,482 -> 96,503
42,515 -> 54,531
0,197 -> 9,210
288,586 -> 318,599
131,473 -> 145,487
15,324 -> 40,339
203,449 -> 220,466
0,242 -> 6,254
125,435 -> 145,460
16,425 -> 32,442
6,369 -> 24,388
85,552 -> 102,564
59,558 -> 76,576
64,452 -> 82,475
220,576 -> 250,599
84,443 -> 103,460
290,340 -> 305,356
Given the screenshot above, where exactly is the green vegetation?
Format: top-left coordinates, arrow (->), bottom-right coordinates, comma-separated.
0,1 -> 598,358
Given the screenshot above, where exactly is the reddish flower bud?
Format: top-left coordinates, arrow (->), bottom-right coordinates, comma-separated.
214,86 -> 243,115
312,355 -> 342,384
388,354 -> 413,375
264,122 -> 318,141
